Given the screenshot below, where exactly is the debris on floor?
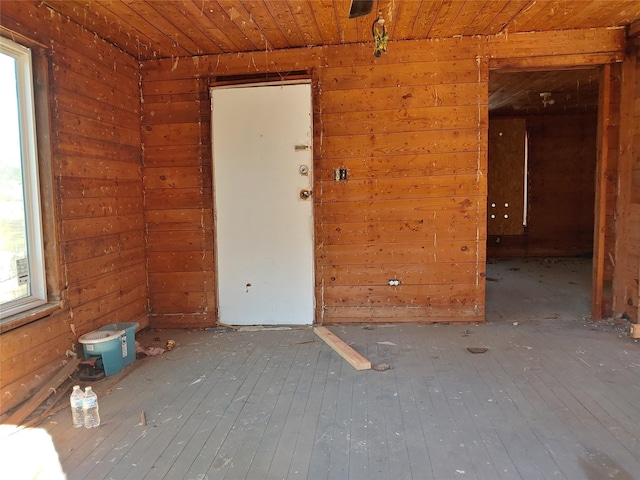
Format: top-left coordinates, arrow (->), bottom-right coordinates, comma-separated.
205,326 -> 235,333
376,341 -> 396,346
373,363 -> 391,371
466,347 -> 489,354
238,325 -> 292,332
217,322 -> 239,331
135,342 -> 165,356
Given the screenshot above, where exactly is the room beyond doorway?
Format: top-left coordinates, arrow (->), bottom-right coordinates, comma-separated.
485,257 -> 592,323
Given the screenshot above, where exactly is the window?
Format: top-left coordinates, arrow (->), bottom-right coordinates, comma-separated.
0,37 -> 46,319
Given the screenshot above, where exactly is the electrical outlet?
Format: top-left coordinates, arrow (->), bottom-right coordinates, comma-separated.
334,167 -> 348,182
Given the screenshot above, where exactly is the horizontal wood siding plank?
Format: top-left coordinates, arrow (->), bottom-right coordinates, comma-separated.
67,294 -> 147,346
0,333 -> 73,388
141,145 -> 206,167
142,122 -> 209,147
52,67 -> 139,113
54,133 -> 141,162
146,209 -> 213,231
67,266 -> 147,307
316,153 -> 481,180
484,28 -> 626,59
144,101 -> 207,125
321,219 -> 483,245
65,248 -> 146,285
57,155 -> 142,181
321,106 -> 485,137
148,271 -> 215,293
148,291 -> 216,314
58,179 -> 144,213
320,129 -> 486,158
147,251 -> 215,273
56,89 -> 139,128
322,39 -> 482,67
0,310 -> 72,369
51,43 -> 139,97
144,188 -> 213,210
322,306 -> 483,322
56,110 -> 140,146
60,196 -> 144,220
63,231 -> 145,263
140,47 -> 322,82
61,214 -> 144,242
321,59 -> 484,91
148,313 -> 216,329
319,175 -> 486,202
146,230 -> 214,252
317,197 -> 479,223
318,242 -> 478,266
323,284 -> 479,307
319,263 -> 479,286
320,83 -> 487,113
143,166 -> 210,190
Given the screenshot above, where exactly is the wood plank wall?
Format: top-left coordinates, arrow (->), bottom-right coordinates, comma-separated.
487,113 -> 598,257
141,41 -> 487,326
316,44 -> 487,323
614,39 -> 640,322
0,3 -> 628,411
0,3 -> 147,414
141,50 -> 323,328
141,29 -> 626,328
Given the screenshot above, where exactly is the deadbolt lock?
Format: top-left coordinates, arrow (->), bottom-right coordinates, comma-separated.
299,189 -> 312,200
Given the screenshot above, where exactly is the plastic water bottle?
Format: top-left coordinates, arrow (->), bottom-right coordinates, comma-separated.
70,385 -> 84,428
83,386 -> 100,428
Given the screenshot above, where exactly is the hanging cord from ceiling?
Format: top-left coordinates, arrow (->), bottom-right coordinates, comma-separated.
372,11 -> 388,57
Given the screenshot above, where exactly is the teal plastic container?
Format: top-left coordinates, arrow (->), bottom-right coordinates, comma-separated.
99,322 -> 139,366
79,329 -> 125,376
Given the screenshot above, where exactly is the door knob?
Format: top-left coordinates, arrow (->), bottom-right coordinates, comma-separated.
299,189 -> 312,199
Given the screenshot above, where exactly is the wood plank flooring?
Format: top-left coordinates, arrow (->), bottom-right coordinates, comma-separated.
4,258 -> 640,480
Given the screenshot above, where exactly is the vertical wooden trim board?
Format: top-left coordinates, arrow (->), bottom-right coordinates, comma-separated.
592,64 -> 611,320
613,39 -> 638,320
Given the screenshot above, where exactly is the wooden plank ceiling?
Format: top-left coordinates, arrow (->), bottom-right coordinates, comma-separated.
489,68 -> 601,115
41,0 -> 640,61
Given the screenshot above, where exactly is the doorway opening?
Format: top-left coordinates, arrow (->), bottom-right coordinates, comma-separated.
486,67 -> 605,322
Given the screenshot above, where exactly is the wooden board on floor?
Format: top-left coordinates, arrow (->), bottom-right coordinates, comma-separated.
314,326 -> 371,371
5,359 -> 80,426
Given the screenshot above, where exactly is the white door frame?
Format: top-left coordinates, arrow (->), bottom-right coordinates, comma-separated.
211,81 -> 315,325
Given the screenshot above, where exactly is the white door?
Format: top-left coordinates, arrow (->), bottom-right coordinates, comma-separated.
212,83 -> 314,325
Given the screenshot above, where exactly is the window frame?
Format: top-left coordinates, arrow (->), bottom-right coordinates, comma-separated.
0,37 -> 48,321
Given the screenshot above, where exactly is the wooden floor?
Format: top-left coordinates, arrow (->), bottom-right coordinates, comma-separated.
7,259 -> 640,480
